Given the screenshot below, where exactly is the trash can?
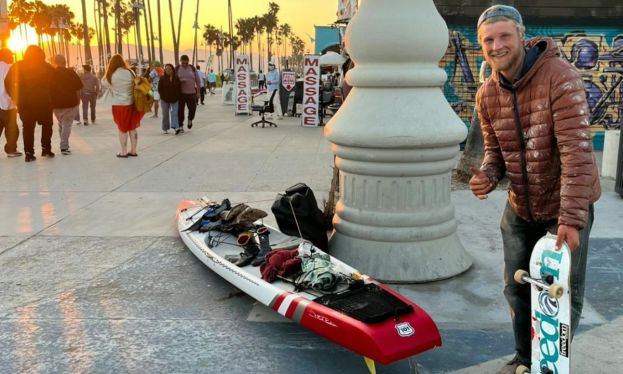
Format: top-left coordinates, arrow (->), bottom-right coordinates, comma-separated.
616,129 -> 623,197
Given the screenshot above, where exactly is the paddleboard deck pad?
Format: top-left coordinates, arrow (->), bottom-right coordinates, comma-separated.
177,198 -> 442,365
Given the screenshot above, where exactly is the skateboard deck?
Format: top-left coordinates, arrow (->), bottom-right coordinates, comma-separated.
514,233 -> 571,374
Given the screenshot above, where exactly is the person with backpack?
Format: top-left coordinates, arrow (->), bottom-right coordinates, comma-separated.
103,54 -> 143,158
176,55 -> 201,130
158,63 -> 181,135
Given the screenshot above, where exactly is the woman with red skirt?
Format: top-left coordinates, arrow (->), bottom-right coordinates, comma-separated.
104,54 -> 143,157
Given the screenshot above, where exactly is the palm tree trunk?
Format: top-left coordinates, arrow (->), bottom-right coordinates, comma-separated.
146,0 -> 156,61
94,0 -> 104,69
142,4 -> 152,63
167,0 -> 178,64
101,0 -> 112,60
126,33 -> 131,60
81,0 -> 94,65
114,0 -> 122,54
157,0 -> 163,62
176,0 -> 184,65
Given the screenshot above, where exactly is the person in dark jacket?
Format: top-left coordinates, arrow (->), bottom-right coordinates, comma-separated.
5,45 -> 56,162
158,63 -> 181,134
469,6 -> 601,374
51,54 -> 83,155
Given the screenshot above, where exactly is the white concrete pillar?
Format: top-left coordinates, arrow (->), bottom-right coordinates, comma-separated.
324,0 -> 472,282
602,130 -> 620,178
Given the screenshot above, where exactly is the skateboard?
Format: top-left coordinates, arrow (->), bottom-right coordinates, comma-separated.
514,233 -> 571,374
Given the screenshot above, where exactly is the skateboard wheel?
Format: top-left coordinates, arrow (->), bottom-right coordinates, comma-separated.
515,365 -> 529,374
514,269 -> 529,284
547,284 -> 564,299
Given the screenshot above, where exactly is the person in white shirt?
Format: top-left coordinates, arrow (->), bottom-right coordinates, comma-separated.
103,54 -> 144,158
266,62 -> 283,119
0,48 -> 21,158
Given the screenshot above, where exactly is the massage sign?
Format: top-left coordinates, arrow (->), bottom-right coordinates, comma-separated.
302,55 -> 321,127
235,55 -> 251,115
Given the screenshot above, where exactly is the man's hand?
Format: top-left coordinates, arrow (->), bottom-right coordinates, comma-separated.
469,165 -> 492,200
556,225 -> 579,251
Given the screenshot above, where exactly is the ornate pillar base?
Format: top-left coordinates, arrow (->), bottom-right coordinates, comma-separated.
330,232 -> 472,283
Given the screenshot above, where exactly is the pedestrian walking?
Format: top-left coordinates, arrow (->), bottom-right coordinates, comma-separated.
103,54 -> 143,158
257,69 -> 266,90
469,6 -> 601,373
0,48 -> 21,158
196,65 -> 207,104
51,54 -> 83,155
79,65 -> 101,125
207,69 -> 217,95
175,55 -> 201,130
148,61 -> 164,117
5,45 -> 56,162
158,63 -> 181,134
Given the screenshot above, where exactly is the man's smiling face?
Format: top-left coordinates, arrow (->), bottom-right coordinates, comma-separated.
479,19 -> 525,79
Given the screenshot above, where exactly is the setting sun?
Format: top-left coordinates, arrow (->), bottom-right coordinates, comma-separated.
7,26 -> 39,57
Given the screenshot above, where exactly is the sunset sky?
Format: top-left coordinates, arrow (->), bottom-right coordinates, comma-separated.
7,0 -> 339,52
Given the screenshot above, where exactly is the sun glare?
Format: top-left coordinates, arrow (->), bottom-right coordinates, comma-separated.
7,26 -> 38,58
8,34 -> 29,52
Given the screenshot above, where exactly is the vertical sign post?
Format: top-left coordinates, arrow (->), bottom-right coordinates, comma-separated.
235,54 -> 251,114
302,55 -> 320,127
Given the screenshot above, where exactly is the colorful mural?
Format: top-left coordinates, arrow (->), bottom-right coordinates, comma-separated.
441,26 -> 623,149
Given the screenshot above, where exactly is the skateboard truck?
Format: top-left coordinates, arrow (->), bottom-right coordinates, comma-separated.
514,270 -> 564,299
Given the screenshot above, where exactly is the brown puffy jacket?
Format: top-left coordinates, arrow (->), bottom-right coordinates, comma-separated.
476,37 -> 601,229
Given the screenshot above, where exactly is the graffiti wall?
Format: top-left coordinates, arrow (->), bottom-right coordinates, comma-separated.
442,25 -> 623,149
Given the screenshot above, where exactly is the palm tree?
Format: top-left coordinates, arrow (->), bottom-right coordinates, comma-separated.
279,23 -> 291,67
252,16 -> 265,71
140,1 -> 152,63
29,1 -> 51,49
263,2 -> 279,65
8,0 -> 34,52
101,0 -> 112,60
156,0 -> 163,62
145,0 -> 155,61
290,35 -> 305,74
118,3 -> 135,60
114,0 -> 122,54
202,23 -> 220,70
80,0 -> 94,65
167,0 -> 183,64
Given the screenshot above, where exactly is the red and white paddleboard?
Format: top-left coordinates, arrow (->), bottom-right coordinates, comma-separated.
177,199 -> 441,366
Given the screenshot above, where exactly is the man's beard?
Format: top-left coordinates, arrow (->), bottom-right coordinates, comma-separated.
487,45 -> 522,73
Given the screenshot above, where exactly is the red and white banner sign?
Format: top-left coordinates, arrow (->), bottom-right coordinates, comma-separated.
302,55 -> 320,127
281,71 -> 296,91
234,54 -> 251,114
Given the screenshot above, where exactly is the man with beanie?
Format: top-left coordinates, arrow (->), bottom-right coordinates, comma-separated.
51,54 -> 83,155
469,5 -> 601,373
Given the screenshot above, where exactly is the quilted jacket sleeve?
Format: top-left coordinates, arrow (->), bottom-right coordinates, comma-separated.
550,65 -> 594,229
476,87 -> 506,190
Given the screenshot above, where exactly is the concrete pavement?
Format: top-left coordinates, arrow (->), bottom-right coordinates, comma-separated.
0,92 -> 621,373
